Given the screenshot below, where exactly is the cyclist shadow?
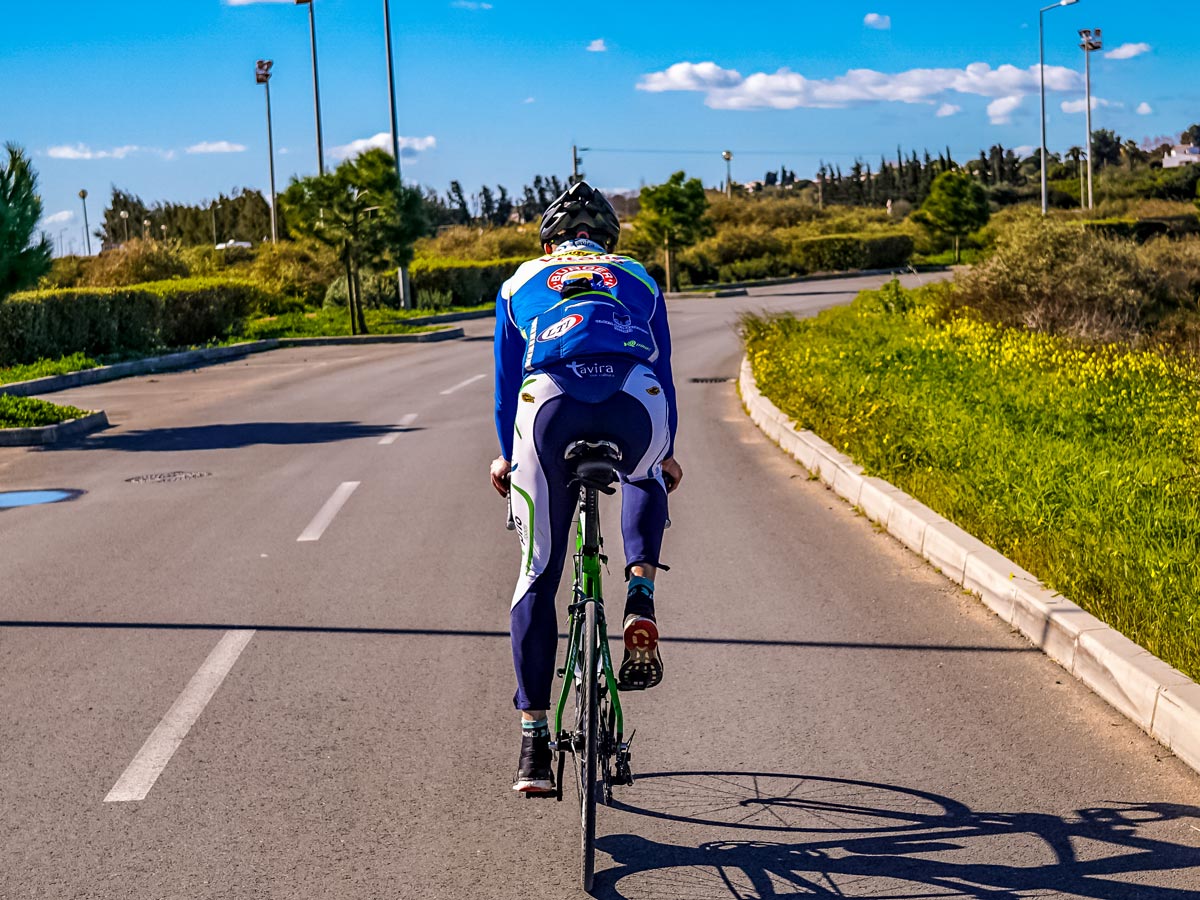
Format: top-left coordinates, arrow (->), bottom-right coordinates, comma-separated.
591,771 -> 1200,899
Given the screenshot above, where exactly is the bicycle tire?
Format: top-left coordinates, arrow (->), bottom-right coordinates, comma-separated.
579,599 -> 599,892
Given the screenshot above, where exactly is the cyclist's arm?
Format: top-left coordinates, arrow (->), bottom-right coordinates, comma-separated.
649,286 -> 678,458
494,288 -> 525,461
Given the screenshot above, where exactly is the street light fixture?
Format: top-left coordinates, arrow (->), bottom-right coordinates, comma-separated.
119,209 -> 129,243
722,150 -> 733,198
382,0 -> 409,308
295,0 -> 325,175
160,223 -> 168,241
256,59 -> 279,244
142,218 -> 151,240
78,189 -> 92,255
1039,0 -> 1079,215
1079,27 -> 1102,211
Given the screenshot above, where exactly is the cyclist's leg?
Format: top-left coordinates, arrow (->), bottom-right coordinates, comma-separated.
508,373 -> 577,714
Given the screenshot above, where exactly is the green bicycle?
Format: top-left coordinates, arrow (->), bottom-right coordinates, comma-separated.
551,439 -> 635,892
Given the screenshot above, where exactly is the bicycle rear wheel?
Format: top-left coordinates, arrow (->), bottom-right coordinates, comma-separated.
577,599 -> 599,892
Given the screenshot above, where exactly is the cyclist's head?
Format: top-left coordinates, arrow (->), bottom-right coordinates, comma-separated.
540,181 -> 620,253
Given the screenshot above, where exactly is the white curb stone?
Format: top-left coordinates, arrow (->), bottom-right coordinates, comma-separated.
737,355 -> 1200,779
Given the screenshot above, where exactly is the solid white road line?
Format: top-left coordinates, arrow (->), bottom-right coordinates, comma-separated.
440,373 -> 486,395
379,413 -> 418,445
297,481 -> 361,542
105,630 -> 255,803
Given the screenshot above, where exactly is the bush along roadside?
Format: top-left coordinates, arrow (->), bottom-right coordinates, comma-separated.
744,281 -> 1200,682
0,394 -> 88,428
0,352 -> 100,386
679,232 -> 914,286
0,278 -> 285,367
407,257 -> 526,307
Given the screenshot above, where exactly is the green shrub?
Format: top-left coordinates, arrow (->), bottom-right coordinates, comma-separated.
408,257 -> 526,306
137,278 -> 266,346
248,239 -> 341,307
415,288 -> 453,311
0,352 -> 100,386
323,272 -> 400,310
38,256 -> 89,290
414,226 -> 542,261
790,233 -> 914,273
0,394 -> 88,428
84,239 -> 189,286
0,287 -> 161,365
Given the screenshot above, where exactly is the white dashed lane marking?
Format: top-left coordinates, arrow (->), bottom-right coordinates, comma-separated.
440,374 -> 486,395
105,630 -> 255,803
379,413 -> 418,445
297,481 -> 361,542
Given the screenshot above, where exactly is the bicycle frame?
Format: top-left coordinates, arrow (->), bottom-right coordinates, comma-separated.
552,485 -> 625,766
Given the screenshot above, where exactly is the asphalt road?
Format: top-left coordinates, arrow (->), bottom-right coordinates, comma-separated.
2,273 -> 1199,899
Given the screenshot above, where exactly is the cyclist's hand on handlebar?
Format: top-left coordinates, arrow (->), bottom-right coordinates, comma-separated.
662,457 -> 683,494
490,456 -> 511,498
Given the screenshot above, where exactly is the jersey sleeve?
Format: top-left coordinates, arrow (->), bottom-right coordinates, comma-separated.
648,286 -> 679,458
494,288 -> 525,461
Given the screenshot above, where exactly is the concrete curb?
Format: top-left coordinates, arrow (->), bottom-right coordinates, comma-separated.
0,327 -> 464,398
738,356 -> 1200,777
0,410 -> 110,446
277,328 -> 463,347
0,341 -> 281,398
669,265 -> 952,298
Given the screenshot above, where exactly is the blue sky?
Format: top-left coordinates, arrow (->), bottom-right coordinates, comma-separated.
1,0 -> 1185,254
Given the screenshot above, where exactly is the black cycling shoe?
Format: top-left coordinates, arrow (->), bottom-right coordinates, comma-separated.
513,727 -> 555,794
618,587 -> 663,691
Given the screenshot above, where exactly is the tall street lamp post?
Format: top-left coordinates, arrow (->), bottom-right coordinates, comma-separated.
142,218 -> 150,240
211,201 -> 223,246
78,189 -> 92,255
1079,27 -> 1102,211
256,59 -> 279,244
722,150 -> 733,197
1039,0 -> 1079,215
382,0 -> 409,307
120,209 -> 129,243
295,0 -> 325,175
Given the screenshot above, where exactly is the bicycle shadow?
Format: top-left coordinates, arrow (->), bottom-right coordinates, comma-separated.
591,771 -> 1200,899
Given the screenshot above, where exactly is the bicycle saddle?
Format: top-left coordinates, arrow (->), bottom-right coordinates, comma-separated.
564,440 -> 622,494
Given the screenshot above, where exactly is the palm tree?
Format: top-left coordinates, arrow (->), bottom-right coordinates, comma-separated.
1065,146 -> 1084,176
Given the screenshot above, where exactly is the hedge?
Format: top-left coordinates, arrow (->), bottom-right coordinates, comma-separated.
1082,216 -> 1200,243
700,233 -> 914,286
0,287 -> 161,366
0,278 -> 275,366
408,257 -> 527,306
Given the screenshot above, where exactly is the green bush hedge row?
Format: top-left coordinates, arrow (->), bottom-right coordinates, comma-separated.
680,232 -> 914,286
0,278 -> 276,366
407,257 -> 527,306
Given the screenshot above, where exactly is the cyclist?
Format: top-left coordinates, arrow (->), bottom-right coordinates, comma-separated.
489,181 -> 682,794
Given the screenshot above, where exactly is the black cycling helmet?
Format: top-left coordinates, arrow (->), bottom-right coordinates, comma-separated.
539,181 -> 621,252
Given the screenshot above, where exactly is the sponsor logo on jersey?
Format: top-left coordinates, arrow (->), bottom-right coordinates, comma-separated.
566,361 -> 616,378
622,339 -> 653,352
536,314 -> 584,342
547,265 -> 618,293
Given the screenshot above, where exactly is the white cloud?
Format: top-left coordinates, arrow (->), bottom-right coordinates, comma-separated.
523,96 -> 536,104
43,210 -> 74,225
450,1 -> 492,8
1013,145 -> 1035,158
1060,96 -> 1113,114
936,103 -> 961,117
47,143 -> 144,160
1136,101 -> 1154,115
329,132 -> 437,161
863,13 -> 891,30
186,140 -> 247,154
587,39 -> 607,52
987,95 -> 1022,125
1105,42 -> 1151,60
637,60 -> 1082,118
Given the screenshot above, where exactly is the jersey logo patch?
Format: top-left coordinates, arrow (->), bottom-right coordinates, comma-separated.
547,265 -> 618,293
536,314 -> 584,342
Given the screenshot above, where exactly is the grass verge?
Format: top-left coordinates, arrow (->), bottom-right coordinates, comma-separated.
239,306 -> 454,340
0,395 -> 89,429
0,353 -> 100,386
744,281 -> 1200,681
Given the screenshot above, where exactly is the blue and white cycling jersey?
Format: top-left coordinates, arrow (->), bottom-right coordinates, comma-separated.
494,239 -> 678,462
